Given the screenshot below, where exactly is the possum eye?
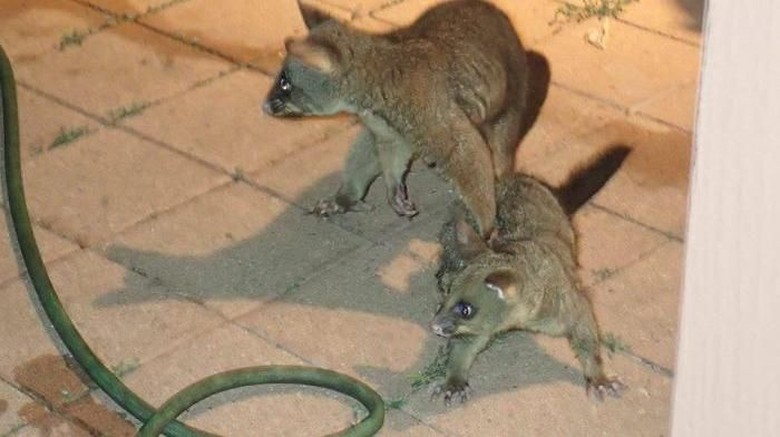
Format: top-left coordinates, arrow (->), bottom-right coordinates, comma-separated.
453,301 -> 475,319
279,71 -> 292,92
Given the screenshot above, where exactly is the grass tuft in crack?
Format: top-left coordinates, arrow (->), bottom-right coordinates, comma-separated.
59,29 -> 91,50
550,0 -> 639,25
408,342 -> 450,390
50,126 -> 91,149
107,101 -> 149,123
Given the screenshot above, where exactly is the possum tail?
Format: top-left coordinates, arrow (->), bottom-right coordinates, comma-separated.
555,145 -> 632,216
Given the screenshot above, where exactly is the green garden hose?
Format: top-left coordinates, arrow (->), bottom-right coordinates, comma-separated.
1,44 -> 384,437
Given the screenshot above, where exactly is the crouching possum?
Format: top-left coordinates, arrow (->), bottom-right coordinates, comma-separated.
263,0 -> 530,237
431,146 -> 631,405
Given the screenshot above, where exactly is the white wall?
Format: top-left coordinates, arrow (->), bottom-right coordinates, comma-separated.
671,1 -> 780,435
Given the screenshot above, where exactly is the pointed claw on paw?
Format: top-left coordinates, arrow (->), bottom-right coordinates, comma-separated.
586,377 -> 626,401
310,198 -> 346,217
431,381 -> 471,406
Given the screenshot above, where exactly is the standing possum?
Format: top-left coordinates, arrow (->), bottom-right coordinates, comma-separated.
431,146 -> 632,404
263,0 -> 530,237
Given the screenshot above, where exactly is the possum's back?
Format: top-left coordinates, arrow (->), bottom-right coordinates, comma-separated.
494,174 -> 575,248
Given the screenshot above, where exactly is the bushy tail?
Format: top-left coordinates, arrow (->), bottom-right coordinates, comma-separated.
556,145 -> 632,215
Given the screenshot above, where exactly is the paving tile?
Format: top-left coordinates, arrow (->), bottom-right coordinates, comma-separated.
250,125 -> 456,243
123,323 -> 359,436
0,212 -> 77,286
590,241 -> 683,371
124,69 -> 351,174
140,0 -> 310,73
537,18 -> 702,108
621,0 -> 704,45
0,0 -> 109,63
0,379 -> 34,435
399,334 -> 672,436
374,0 -> 562,46
522,117 -> 692,239
43,250 -> 225,366
104,181 -> 370,319
21,127 -> 228,246
16,87 -> 102,159
378,410 -> 444,436
235,213 -> 447,401
14,22 -> 232,117
0,278 -> 68,384
573,204 -> 669,286
514,84 -> 627,171
634,81 -> 701,131
80,0 -> 177,17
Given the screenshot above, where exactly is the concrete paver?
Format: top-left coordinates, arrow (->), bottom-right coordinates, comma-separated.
0,0 -> 109,62
0,0 -> 701,435
22,127 -> 229,246
105,181 -> 371,319
250,125 -> 457,243
14,22 -> 232,117
124,69 -> 350,174
0,212 -> 77,286
16,87 -> 102,160
140,0 -> 311,73
538,17 -> 701,109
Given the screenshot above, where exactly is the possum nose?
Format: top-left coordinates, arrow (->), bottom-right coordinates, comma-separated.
430,320 -> 454,338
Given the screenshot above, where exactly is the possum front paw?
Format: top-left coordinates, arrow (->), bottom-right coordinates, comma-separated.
586,376 -> 626,401
389,184 -> 418,218
311,198 -> 347,216
431,379 -> 472,406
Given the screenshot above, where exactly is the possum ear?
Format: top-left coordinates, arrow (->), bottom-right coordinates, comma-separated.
299,3 -> 336,29
285,38 -> 339,74
455,216 -> 488,261
484,270 -> 517,301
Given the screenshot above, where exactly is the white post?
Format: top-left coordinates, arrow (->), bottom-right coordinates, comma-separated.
671,1 -> 780,435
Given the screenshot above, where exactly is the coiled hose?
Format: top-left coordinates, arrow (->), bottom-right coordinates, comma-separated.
1,44 -> 384,437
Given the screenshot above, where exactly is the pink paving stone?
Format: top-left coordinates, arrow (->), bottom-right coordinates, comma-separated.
0,211 -> 77,286
123,69 -> 352,174
104,181 -> 370,319
16,87 -> 102,159
621,0 -> 704,46
140,0 -> 310,73
634,81 -> 701,131
0,0 -> 109,62
14,22 -> 232,117
79,0 -> 176,16
21,127 -> 228,246
574,204 -> 669,286
374,0 -> 562,46
537,17 -> 702,109
591,242 -> 684,371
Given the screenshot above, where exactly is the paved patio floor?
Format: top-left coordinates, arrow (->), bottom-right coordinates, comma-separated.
1,0 -> 702,435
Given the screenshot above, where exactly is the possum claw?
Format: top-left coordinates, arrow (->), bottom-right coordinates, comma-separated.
310,198 -> 346,217
390,184 -> 418,218
431,381 -> 471,406
586,377 -> 626,401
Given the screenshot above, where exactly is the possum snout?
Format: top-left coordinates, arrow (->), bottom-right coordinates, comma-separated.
430,317 -> 456,338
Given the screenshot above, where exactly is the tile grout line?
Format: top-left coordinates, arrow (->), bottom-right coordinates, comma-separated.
616,17 -> 702,48
588,202 -> 685,242
549,81 -> 695,134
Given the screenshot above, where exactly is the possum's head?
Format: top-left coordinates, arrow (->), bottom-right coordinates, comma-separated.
263,5 -> 354,117
431,267 -> 519,338
431,218 -> 520,338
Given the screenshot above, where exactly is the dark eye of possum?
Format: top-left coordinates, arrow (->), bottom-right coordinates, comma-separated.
279,71 -> 292,92
453,301 -> 475,319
